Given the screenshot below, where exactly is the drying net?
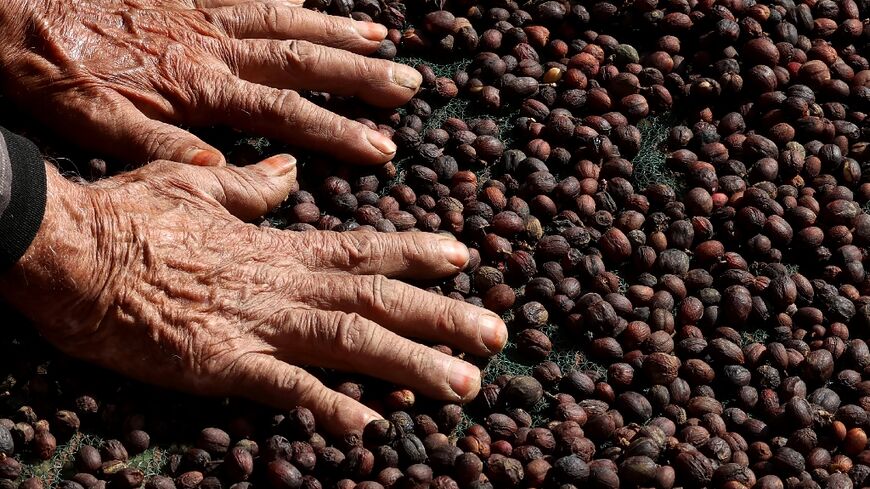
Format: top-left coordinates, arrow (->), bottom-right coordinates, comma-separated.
20,434 -> 169,486
0,47 -> 692,466
631,113 -> 686,193
379,56 -> 685,433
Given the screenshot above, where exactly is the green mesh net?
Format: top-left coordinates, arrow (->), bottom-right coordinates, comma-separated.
631,113 -> 685,193
394,54 -> 682,199
19,433 -> 170,486
395,57 -> 473,131
0,49 -> 696,473
477,318 -> 607,427
382,56 -> 689,432
394,55 -> 520,151
740,328 -> 771,346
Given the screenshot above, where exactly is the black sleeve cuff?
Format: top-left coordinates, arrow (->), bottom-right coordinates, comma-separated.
0,127 -> 47,270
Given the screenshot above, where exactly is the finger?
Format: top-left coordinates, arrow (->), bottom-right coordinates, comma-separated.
193,74 -> 396,164
291,231 -> 469,277
208,4 -> 385,52
299,274 -> 508,355
280,310 -> 481,402
235,353 -> 380,435
95,156 -> 296,218
226,39 -> 420,106
44,88 -> 225,166
194,0 -> 303,7
199,154 -> 298,220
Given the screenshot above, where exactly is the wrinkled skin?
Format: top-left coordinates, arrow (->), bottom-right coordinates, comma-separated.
0,0 -> 420,165
0,156 -> 508,434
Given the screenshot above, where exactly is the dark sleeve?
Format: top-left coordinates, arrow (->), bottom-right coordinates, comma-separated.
0,127 -> 47,270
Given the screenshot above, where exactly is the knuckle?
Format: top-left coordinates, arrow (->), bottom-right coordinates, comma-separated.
322,18 -> 351,45
432,294 -> 463,335
334,313 -> 372,355
281,6 -> 304,29
401,343 -> 432,381
176,65 -> 221,110
257,228 -> 292,260
299,231 -> 392,272
131,122 -> 172,162
276,366 -> 303,395
197,7 -> 230,35
408,233 -> 433,258
257,3 -> 284,36
323,113 -> 353,142
337,116 -> 364,140
156,168 -> 202,197
149,159 -> 186,175
272,89 -> 304,121
206,168 -> 233,199
362,274 -> 392,316
323,396 -> 345,422
288,371 -> 319,402
283,40 -> 320,72
338,233 -> 378,271
159,44 -> 197,84
215,38 -> 242,75
280,93 -> 350,142
352,54 -> 382,81
311,106 -> 349,141
142,132 -> 169,162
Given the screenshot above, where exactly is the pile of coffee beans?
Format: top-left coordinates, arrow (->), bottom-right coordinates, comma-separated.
2,0 -> 869,487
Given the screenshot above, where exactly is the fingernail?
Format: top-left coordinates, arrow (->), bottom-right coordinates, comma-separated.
183,148 -> 225,167
448,361 -> 481,401
480,314 -> 508,353
354,21 -> 388,41
392,65 -> 423,91
362,411 -> 384,426
367,130 -> 397,155
440,240 -> 469,268
262,154 -> 297,176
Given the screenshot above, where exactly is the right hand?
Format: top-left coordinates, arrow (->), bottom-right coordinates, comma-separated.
0,0 -> 417,166
0,157 -> 507,434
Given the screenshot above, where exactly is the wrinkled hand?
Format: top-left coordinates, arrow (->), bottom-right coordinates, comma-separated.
0,158 -> 507,434
0,0 -> 418,165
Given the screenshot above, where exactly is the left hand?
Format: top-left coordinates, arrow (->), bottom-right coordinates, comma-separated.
0,0 -> 418,166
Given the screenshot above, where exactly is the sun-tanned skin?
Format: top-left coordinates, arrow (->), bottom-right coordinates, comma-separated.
0,0 -> 418,165
0,0 -> 509,434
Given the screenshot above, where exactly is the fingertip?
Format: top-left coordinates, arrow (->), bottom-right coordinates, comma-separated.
447,360 -> 482,402
365,130 -> 398,157
439,239 -> 470,269
361,410 -> 384,426
334,397 -> 384,434
479,314 -> 508,354
354,20 -> 388,41
392,65 -> 423,93
259,153 -> 298,177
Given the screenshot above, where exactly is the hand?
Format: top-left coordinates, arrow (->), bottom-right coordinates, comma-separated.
0,158 -> 507,434
0,0 -> 419,166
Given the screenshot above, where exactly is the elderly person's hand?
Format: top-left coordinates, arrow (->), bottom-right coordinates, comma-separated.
0,0 -> 416,165
0,156 -> 507,434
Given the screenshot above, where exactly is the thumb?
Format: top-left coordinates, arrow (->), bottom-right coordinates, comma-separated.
43,88 -> 226,166
202,154 -> 298,221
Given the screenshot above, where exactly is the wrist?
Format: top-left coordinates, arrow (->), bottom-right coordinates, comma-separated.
0,163 -> 103,335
